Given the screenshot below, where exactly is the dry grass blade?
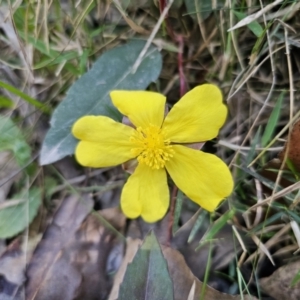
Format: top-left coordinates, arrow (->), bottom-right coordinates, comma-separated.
132,0 -> 174,72
251,234 -> 275,266
228,0 -> 283,32
290,220 -> 300,252
232,225 -> 247,267
187,281 -> 196,300
247,179 -> 300,211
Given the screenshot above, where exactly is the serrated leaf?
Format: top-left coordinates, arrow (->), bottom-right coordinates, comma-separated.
40,40 -> 162,165
119,231 -> 174,300
0,115 -> 31,166
0,188 -> 41,238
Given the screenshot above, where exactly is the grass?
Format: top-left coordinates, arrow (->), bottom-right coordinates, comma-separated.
1,0 -> 300,299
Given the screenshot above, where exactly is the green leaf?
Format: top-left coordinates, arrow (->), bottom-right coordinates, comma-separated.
0,81 -> 50,114
187,210 -> 208,243
246,126 -> 261,166
250,21 -> 273,62
291,269 -> 300,287
197,209 -> 235,249
261,91 -> 285,147
233,11 -> 263,37
40,40 -> 162,165
184,0 -> 212,20
172,189 -> 183,235
119,231 -> 174,300
0,96 -> 14,108
0,115 -> 31,167
0,188 -> 41,238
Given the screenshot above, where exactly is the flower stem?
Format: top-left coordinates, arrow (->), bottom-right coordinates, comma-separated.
167,185 -> 178,246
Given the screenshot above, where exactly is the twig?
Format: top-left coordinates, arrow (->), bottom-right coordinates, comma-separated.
132,0 -> 174,72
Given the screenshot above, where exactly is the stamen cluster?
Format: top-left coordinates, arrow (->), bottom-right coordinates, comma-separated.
130,124 -> 174,169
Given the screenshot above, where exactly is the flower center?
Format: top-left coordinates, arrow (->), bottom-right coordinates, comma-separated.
130,124 -> 174,169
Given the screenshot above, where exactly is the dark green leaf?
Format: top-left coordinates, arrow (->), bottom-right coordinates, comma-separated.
233,11 -> 263,37
119,231 -> 174,300
197,209 -> 235,249
0,81 -> 50,114
40,40 -> 162,165
0,115 -> 31,167
184,0 -> 212,21
0,188 -> 41,238
250,21 -> 273,62
261,91 -> 285,147
246,126 -> 261,166
172,190 -> 183,235
0,96 -> 14,108
187,210 -> 208,243
291,271 -> 300,287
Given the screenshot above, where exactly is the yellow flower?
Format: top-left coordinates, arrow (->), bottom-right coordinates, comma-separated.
72,84 -> 233,223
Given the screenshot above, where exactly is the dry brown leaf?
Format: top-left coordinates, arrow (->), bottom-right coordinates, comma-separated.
30,255 -> 81,300
74,207 -> 126,300
98,206 -> 126,231
0,239 -> 25,300
260,119 -> 300,187
279,119 -> 300,172
25,194 -> 94,300
260,158 -> 293,190
257,119 -> 300,210
163,246 -> 258,300
25,199 -> 126,300
260,260 -> 300,300
173,220 -> 238,281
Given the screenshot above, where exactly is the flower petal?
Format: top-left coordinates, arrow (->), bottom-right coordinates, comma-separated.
165,145 -> 233,211
121,164 -> 169,222
162,84 -> 227,143
110,91 -> 166,128
72,116 -> 135,167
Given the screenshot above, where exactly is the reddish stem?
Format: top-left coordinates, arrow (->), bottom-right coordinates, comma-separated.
158,1 -> 186,95
167,185 -> 178,246
159,0 -> 167,14
158,0 -> 176,40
